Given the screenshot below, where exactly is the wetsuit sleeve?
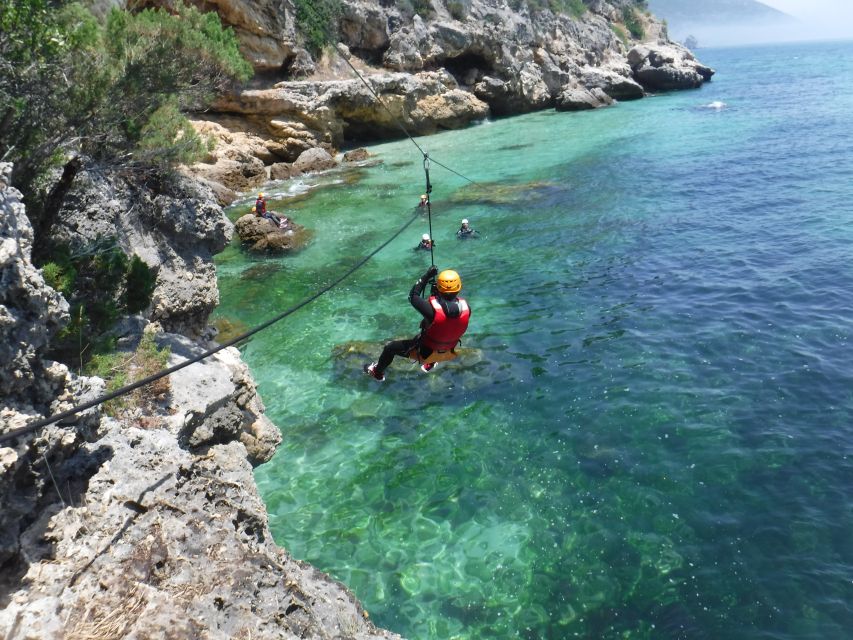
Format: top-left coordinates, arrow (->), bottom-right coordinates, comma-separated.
409,268 -> 436,321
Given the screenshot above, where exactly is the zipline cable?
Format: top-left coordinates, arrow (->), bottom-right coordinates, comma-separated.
424,154 -> 435,268
338,53 -> 479,186
0,210 -> 422,446
3,54 -> 484,446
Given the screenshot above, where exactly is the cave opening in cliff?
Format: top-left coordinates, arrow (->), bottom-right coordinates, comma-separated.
348,47 -> 386,67
441,52 -> 494,87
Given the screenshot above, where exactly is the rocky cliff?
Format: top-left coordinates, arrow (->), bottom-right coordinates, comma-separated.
0,163 -> 400,639
166,0 -> 713,198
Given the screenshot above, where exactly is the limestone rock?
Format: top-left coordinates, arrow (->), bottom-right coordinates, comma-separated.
49,167 -> 231,337
581,65 -> 645,100
156,333 -> 281,464
293,147 -> 337,174
343,148 -> 371,162
270,161 -> 301,180
556,86 -> 614,111
0,427 -> 401,640
628,42 -> 715,91
0,163 -> 69,404
339,1 -> 391,54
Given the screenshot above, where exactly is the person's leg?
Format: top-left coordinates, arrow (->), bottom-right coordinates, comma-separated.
376,337 -> 419,374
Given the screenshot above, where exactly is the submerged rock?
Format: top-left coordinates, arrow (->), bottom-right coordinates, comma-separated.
343,147 -> 371,162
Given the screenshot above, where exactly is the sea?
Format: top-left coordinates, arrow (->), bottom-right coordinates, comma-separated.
213,41 -> 853,639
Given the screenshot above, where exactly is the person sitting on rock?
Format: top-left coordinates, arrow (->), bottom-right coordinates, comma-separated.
255,192 -> 267,216
254,192 -> 286,228
456,218 -> 478,239
364,266 -> 470,380
415,233 -> 434,251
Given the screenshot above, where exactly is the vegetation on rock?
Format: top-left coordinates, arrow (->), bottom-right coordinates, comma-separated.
86,332 -> 171,417
0,0 -> 251,237
41,239 -> 157,368
293,0 -> 341,56
622,5 -> 646,39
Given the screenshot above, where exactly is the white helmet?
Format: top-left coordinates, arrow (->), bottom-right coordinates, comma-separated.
422,233 -> 430,241
461,219 -> 469,225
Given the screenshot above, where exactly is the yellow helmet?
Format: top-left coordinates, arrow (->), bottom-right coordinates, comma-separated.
436,269 -> 462,294
258,192 -> 264,199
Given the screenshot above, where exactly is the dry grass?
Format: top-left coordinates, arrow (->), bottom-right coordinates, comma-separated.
65,584 -> 146,640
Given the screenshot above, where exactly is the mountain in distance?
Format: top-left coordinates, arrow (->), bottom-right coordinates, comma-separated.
648,0 -> 797,46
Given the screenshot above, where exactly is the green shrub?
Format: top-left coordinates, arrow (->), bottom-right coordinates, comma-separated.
124,256 -> 157,314
293,0 -> 341,56
550,0 -> 586,18
611,23 -> 629,47
412,0 -> 433,18
447,0 -> 468,20
42,241 -> 158,367
622,5 -> 645,39
1,1 -> 253,201
86,333 -> 171,417
42,259 -> 77,297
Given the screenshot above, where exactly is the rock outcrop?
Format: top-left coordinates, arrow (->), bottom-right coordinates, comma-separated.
183,0 -> 712,196
48,168 -> 231,337
0,164 -> 401,640
235,213 -> 311,253
628,42 -> 715,90
0,164 -> 69,408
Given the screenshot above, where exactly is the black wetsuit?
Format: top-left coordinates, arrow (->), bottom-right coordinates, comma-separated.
456,226 -> 477,238
374,268 -> 467,374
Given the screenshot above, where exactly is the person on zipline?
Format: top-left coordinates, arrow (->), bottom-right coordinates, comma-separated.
415,233 -> 435,251
364,266 -> 470,381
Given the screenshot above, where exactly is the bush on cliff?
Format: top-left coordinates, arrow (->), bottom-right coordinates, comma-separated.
86,333 -> 171,418
42,240 -> 158,368
293,0 -> 341,56
622,5 -> 645,39
0,0 -> 251,244
512,0 -> 587,18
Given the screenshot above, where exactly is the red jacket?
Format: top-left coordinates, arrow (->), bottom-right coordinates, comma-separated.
421,296 -> 470,350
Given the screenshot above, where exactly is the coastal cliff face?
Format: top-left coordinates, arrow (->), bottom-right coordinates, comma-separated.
170,0 -> 713,196
0,163 -> 400,640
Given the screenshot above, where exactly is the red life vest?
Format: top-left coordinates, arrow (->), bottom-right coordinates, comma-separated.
421,296 -> 470,351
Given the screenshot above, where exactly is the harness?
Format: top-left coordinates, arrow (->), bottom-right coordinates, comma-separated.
407,296 -> 470,364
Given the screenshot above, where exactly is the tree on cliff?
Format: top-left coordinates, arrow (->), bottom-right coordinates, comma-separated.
0,0 -> 252,247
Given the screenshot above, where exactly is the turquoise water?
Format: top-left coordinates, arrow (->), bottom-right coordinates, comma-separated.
214,41 -> 853,639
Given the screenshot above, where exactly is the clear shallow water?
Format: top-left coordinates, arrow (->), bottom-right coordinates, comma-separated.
214,41 -> 853,639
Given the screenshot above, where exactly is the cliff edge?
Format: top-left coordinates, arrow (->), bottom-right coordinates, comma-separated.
0,162 -> 400,640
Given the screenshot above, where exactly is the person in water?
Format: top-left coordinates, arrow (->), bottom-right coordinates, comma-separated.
254,192 -> 286,228
418,194 -> 428,208
456,218 -> 478,238
416,233 -> 435,250
364,266 -> 470,380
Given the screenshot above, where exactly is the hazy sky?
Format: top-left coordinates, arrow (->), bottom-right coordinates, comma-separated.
761,0 -> 853,40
